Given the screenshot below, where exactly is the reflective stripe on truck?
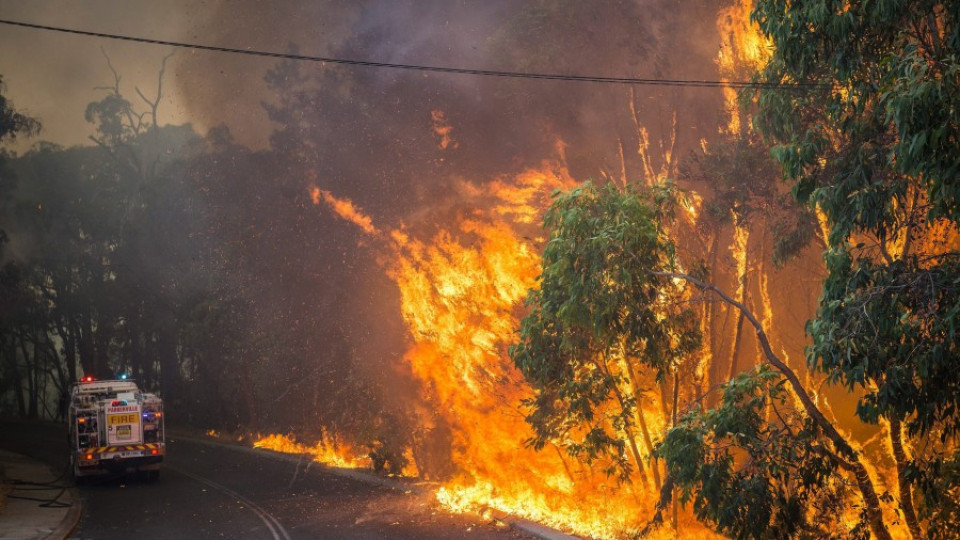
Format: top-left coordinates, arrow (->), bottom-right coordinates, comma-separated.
80,443 -> 165,459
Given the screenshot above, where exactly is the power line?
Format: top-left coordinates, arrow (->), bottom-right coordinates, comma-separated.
0,18 -> 804,90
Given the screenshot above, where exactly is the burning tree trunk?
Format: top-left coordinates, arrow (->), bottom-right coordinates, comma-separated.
725,219 -> 751,383
594,357 -> 650,489
625,362 -> 662,491
889,418 -> 922,540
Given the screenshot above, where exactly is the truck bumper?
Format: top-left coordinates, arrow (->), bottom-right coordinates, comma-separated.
101,454 -> 164,474
75,444 -> 165,476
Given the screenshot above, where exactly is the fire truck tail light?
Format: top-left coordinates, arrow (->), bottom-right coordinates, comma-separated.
77,417 -> 86,424
83,454 -> 94,460
150,449 -> 159,455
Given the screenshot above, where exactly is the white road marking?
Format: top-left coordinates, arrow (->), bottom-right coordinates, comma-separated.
167,465 -> 292,540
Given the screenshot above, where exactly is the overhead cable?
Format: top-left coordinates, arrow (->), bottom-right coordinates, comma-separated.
0,18 -> 810,90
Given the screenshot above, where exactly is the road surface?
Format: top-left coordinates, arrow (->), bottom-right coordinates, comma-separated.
0,420 -> 537,540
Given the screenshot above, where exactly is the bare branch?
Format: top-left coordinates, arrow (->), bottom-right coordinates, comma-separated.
134,86 -> 153,110
99,46 -> 121,94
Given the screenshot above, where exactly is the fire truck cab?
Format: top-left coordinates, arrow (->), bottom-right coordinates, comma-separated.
68,376 -> 165,482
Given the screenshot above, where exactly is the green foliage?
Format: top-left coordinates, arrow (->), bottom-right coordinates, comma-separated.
658,366 -> 859,540
510,181 -> 700,478
809,250 -> 960,436
753,0 -> 960,434
753,0 -> 960,238
753,1 -> 960,535
911,451 -> 960,540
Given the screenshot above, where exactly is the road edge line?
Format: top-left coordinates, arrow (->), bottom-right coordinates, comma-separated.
168,465 -> 291,540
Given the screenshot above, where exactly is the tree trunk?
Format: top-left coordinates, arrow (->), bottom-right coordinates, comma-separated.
129,303 -> 148,383
94,316 -> 111,377
19,334 -> 37,418
57,318 -> 78,384
726,291 -> 748,382
76,312 -> 96,377
727,223 -> 750,382
611,384 -> 650,489
625,363 -> 662,491
595,358 -> 650,487
890,419 -> 922,540
240,368 -> 260,431
671,371 -> 679,532
550,442 -> 578,489
2,335 -> 27,416
144,328 -> 156,389
705,231 -> 725,408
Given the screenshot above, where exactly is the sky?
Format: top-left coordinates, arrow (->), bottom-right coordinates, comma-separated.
0,1 -> 214,150
0,1 -> 376,151
0,1 -> 722,155
0,1 -> 549,152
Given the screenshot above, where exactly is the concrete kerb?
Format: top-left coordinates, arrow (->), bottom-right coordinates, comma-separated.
45,487 -> 82,540
171,432 -> 583,540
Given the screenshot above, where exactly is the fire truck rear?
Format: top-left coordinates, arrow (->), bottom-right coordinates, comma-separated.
68,376 -> 165,482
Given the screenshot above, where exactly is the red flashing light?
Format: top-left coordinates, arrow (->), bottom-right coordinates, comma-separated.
83,454 -> 94,460
155,412 -> 162,418
77,417 -> 86,424
80,375 -> 95,383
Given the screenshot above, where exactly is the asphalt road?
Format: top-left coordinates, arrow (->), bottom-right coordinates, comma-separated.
0,420 -> 536,540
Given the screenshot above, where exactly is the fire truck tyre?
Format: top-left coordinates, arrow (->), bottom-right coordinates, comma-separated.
71,458 -> 87,486
145,469 -> 160,482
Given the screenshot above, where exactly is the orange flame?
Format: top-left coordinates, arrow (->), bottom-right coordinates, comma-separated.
431,109 -> 458,150
310,185 -> 380,236
254,433 -> 372,469
390,167 -> 675,538
716,0 -> 771,134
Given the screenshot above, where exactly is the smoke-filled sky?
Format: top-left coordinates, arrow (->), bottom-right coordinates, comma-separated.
0,1 -> 207,149
0,0 -> 723,155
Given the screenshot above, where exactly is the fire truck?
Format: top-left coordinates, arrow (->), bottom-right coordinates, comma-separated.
68,376 -> 165,482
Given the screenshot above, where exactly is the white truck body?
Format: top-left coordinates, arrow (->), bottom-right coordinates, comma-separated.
68,378 -> 165,481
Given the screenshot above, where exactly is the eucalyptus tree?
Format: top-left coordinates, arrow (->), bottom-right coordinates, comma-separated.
753,1 -> 960,537
511,181 -> 701,495
513,181 -> 898,539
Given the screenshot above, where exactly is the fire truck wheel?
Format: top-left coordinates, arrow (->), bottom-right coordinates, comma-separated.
71,458 -> 87,486
144,469 -> 160,482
